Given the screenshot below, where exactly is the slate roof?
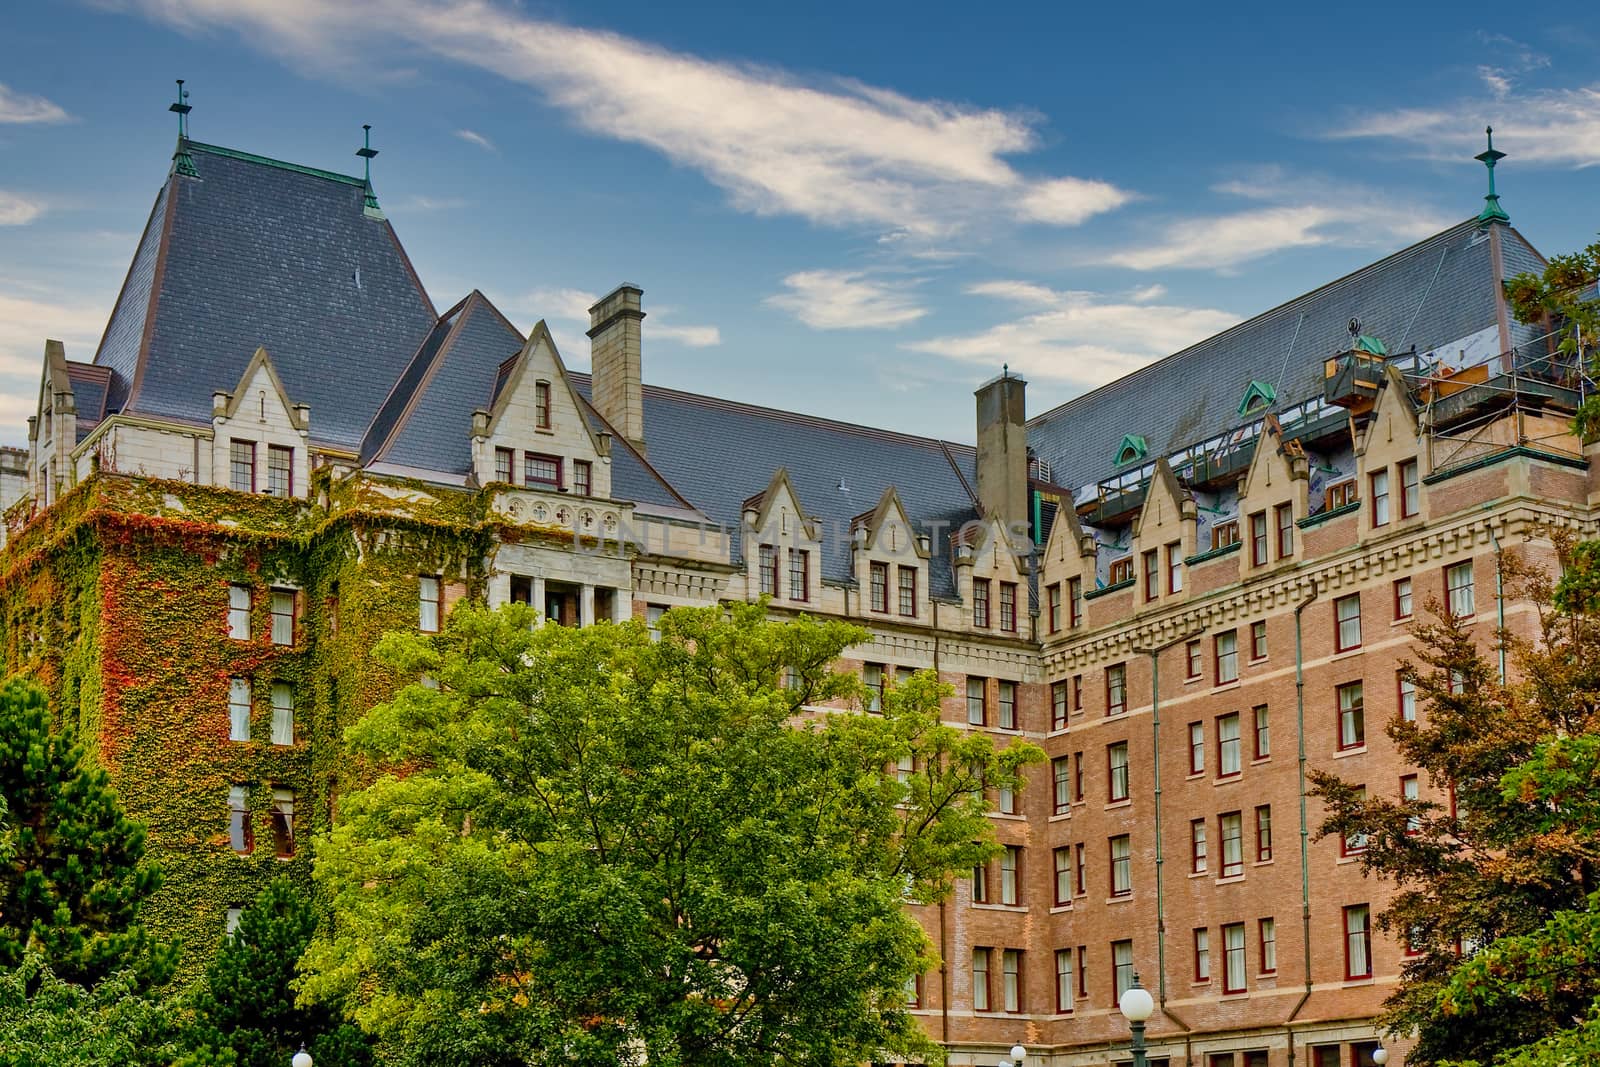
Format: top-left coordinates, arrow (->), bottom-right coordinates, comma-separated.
63,363 -> 113,443
1028,219 -> 1544,491
569,373 -> 980,596
92,141 -> 438,452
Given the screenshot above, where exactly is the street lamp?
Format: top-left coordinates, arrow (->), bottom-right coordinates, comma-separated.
291,1046 -> 313,1067
1010,1044 -> 1027,1064
1119,972 -> 1155,1067
1372,1048 -> 1389,1066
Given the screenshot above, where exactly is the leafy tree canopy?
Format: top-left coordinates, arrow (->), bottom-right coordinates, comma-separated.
1505,236 -> 1600,438
302,601 -> 1041,1067
0,954 -> 193,1067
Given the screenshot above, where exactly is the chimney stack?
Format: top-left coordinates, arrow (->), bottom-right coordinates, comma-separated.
588,284 -> 646,455
974,370 -> 1029,536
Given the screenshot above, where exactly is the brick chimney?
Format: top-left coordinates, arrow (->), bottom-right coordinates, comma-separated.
975,370 -> 1028,535
588,285 -> 646,455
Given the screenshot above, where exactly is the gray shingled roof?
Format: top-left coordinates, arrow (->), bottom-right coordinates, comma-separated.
1028,219 -> 1539,491
63,363 -> 112,443
92,142 -> 438,451
570,373 -> 980,596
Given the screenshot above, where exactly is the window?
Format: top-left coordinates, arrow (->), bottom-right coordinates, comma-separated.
1073,674 -> 1083,712
1109,835 -> 1131,896
758,545 -> 778,597
973,578 -> 991,627
1000,846 -> 1020,905
1343,787 -> 1369,855
1002,949 -> 1022,1012
1219,811 -> 1243,878
1326,479 -> 1357,509
266,445 -> 293,498
999,581 -> 1017,631
1074,842 -> 1086,896
270,788 -> 295,858
228,584 -> 251,640
1250,620 -> 1268,661
1450,668 -> 1466,695
1106,663 -> 1127,715
225,907 -> 244,936
972,862 -> 989,904
1218,713 -> 1241,777
1250,511 -> 1268,566
1113,940 -> 1135,997
1107,742 -> 1130,802
1054,846 -> 1073,905
897,754 -> 914,785
1394,577 -> 1413,620
1335,593 -> 1362,652
1052,757 -> 1072,814
229,786 -> 252,853
1074,753 -> 1085,802
1399,459 -> 1420,518
788,549 -> 810,601
996,680 -> 1017,730
1344,904 -> 1372,979
863,664 -> 884,712
228,678 -> 251,742
1275,502 -> 1294,558
1109,557 -> 1135,585
1447,561 -> 1475,618
1194,927 -> 1211,981
269,682 -> 293,746
869,561 -> 888,612
1212,520 -> 1241,550
1260,918 -> 1277,974
1402,774 -> 1421,834
998,776 -> 1018,815
1068,577 -> 1083,628
1338,682 -> 1365,750
524,452 -> 561,488
898,566 -> 917,617
1222,923 -> 1247,993
905,972 -> 920,1008
494,447 -> 513,483
534,381 -> 551,429
967,677 -> 988,726
1399,673 -> 1417,722
1055,949 -> 1075,1012
1190,818 -> 1208,874
972,948 -> 991,1011
1253,705 -> 1270,760
1167,541 -> 1184,594
419,576 -> 441,633
1048,582 -> 1061,633
573,460 -> 592,496
229,439 -> 256,493
1255,804 -> 1273,862
270,589 -> 295,646
1051,683 -> 1069,732
1215,631 -> 1238,684
1188,721 -> 1205,775
1186,640 -> 1203,680
1369,469 -> 1390,526
1143,550 -> 1159,602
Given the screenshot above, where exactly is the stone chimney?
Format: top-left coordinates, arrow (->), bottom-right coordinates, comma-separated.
588,284 -> 646,455
975,370 -> 1029,535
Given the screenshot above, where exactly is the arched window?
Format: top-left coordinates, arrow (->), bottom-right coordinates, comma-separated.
1115,435 -> 1148,466
1238,380 -> 1277,418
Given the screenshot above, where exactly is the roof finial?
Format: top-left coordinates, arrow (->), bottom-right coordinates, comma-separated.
1475,125 -> 1509,225
169,79 -> 197,177
1003,362 -> 1009,378
357,124 -> 382,214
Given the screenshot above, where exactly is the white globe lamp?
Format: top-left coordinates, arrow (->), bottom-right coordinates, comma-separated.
1011,1045 -> 1028,1063
291,1047 -> 313,1067
1372,1049 -> 1389,1066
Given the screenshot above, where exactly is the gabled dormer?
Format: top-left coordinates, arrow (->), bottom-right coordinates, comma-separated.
742,468 -> 822,607
1038,496 -> 1095,636
954,513 -> 1029,637
1130,459 -> 1195,606
1355,365 -> 1426,535
474,320 -> 611,499
1236,417 -> 1309,574
29,340 -> 75,509
850,487 -> 930,625
211,346 -> 310,498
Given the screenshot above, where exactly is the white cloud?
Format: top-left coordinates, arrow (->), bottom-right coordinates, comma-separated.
0,287 -> 107,442
0,192 -> 45,226
519,285 -> 719,347
766,270 -> 926,330
0,84 -> 69,125
1331,82 -> 1600,168
387,194 -> 466,212
653,323 -> 721,348
909,282 -> 1238,389
119,0 -> 1131,236
454,128 -> 496,152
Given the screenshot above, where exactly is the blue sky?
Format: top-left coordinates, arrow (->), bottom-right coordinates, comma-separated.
1,1 -> 1597,448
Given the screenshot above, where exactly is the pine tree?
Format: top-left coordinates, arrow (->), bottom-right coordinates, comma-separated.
0,677 -> 171,986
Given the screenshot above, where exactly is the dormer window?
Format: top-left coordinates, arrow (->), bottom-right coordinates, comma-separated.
230,440 -> 256,493
1238,380 -> 1276,418
870,561 -> 889,613
524,452 -> 562,489
1115,435 -> 1148,467
535,382 -> 552,430
494,448 -> 513,484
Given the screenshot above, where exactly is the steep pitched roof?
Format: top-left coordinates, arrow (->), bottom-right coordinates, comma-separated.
64,363 -> 113,443
569,373 -> 980,596
92,141 -> 438,451
1028,219 -> 1540,491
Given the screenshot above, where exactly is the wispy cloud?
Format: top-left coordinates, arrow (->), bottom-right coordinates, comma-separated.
905,281 -> 1238,388
766,270 -> 926,330
387,193 -> 467,212
0,192 -> 45,226
118,0 -> 1131,237
520,285 -> 720,348
0,286 -> 108,441
454,127 -> 496,152
0,84 -> 69,125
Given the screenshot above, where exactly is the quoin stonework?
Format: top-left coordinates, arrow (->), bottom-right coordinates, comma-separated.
7,117 -> 1592,1067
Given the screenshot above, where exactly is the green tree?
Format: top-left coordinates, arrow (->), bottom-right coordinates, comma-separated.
1504,235 -> 1600,437
183,877 -> 369,1067
302,601 -> 1041,1067
0,677 -> 171,986
0,953 -> 193,1067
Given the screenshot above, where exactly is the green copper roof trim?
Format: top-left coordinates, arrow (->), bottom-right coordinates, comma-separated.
1238,380 -> 1277,418
1296,500 -> 1359,529
1423,445 -> 1586,486
1184,540 -> 1242,566
1116,434 -> 1148,466
1354,335 -> 1388,356
1475,125 -> 1510,225
1083,576 -> 1136,601
168,81 -> 197,177
187,141 -> 368,188
171,137 -> 198,179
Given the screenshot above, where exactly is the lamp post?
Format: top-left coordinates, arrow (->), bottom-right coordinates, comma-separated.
291,1046 -> 313,1067
1118,972 -> 1155,1067
998,1043 -> 1026,1067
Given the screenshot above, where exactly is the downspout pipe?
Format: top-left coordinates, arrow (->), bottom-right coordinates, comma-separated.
1286,586 -> 1321,1061
1488,526 -> 1507,684
932,597 -> 949,1045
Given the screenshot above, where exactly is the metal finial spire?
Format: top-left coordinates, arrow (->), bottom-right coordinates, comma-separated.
169,80 -> 197,177
356,124 -> 381,213
1474,125 -> 1509,225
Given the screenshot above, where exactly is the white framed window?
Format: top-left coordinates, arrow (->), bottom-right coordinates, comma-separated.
419,576 -> 441,632
1447,561 -> 1475,618
1002,949 -> 1022,1012
1335,593 -> 1361,652
228,584 -> 251,640
1055,949 -> 1074,1012
270,682 -> 293,746
972,947 -> 991,1011
228,786 -> 252,853
228,678 -> 251,742
1000,845 -> 1020,905
270,588 -> 295,646
270,788 -> 295,858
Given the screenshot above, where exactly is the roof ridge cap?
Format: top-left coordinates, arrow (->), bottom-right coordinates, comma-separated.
188,141 -> 368,187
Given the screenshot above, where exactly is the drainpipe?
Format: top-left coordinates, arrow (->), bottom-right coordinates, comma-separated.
932,597 -> 949,1044
1488,525 -> 1507,684
1286,586 -> 1321,1062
